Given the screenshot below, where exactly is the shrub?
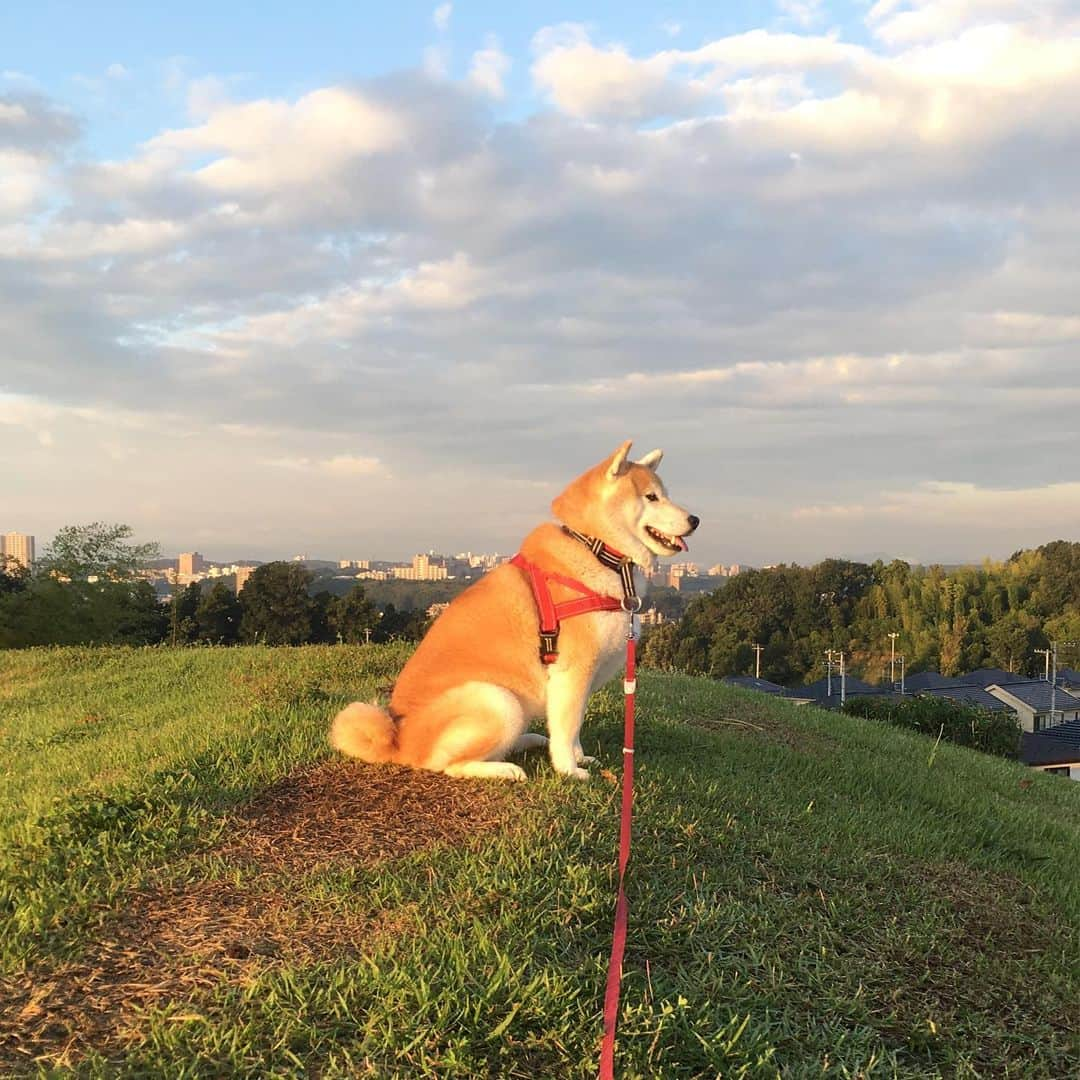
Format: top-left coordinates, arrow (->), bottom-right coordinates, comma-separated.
842,695 -> 1021,759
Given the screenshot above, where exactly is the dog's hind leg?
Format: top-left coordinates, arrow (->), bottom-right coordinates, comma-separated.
444,760 -> 527,781
410,683 -> 529,782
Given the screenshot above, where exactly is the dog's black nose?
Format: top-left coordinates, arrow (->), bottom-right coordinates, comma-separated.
688,514 -> 700,531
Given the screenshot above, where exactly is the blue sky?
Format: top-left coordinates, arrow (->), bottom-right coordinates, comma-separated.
3,2 -> 1080,565
2,1 -> 868,153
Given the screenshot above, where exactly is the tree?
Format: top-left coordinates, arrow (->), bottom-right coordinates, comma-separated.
0,555 -> 29,595
328,584 -> 378,643
36,522 -> 159,581
372,602 -> 428,643
109,580 -> 169,644
195,582 -> 242,644
0,523 -> 164,648
169,582 -> 202,644
238,562 -> 316,645
986,611 -> 1043,675
309,590 -> 336,644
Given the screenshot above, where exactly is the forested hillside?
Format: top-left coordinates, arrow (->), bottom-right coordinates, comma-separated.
642,541 -> 1080,685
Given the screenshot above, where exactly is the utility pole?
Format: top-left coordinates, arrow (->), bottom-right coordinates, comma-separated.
751,643 -> 764,679
1035,648 -> 1050,682
1044,640 -> 1080,730
825,649 -> 836,696
1050,642 -> 1058,731
898,654 -> 906,695
888,632 -> 899,687
1035,642 -> 1061,730
840,650 -> 847,707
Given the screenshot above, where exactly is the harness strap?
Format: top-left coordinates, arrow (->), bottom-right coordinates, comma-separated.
562,526 -> 638,599
510,552 -> 626,664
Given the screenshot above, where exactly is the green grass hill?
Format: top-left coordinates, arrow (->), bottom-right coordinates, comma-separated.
1,646 -> 1077,1077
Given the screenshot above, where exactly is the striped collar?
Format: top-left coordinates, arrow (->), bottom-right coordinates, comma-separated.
561,526 -> 639,604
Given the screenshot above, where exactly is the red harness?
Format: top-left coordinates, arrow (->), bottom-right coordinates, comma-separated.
510,552 -> 625,663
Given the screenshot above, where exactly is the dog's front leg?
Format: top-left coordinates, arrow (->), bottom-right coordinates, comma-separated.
545,667 -> 594,780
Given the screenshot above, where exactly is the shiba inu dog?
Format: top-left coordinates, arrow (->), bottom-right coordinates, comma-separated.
330,441 -> 699,781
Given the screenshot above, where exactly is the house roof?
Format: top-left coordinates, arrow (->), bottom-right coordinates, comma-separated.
958,667 -> 1030,687
796,689 -> 899,710
1056,666 -> 1080,686
722,675 -> 788,695
797,675 -> 879,699
986,681 -> 1080,715
1021,731 -> 1080,767
1038,716 -> 1080,743
918,685 -> 1015,712
904,671 -> 964,691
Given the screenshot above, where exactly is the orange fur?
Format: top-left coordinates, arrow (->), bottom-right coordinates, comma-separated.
329,442 -> 697,781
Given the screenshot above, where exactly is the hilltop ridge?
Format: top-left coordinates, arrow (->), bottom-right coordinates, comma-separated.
1,646 -> 1077,1076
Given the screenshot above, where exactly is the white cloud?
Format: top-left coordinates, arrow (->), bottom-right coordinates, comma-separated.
4,8 -> 1080,564
260,454 -> 385,476
867,0 -> 1079,46
531,36 -> 703,120
796,480 -> 1080,533
469,37 -> 511,98
0,149 -> 50,218
147,87 -> 406,194
433,3 -> 452,32
776,0 -> 825,27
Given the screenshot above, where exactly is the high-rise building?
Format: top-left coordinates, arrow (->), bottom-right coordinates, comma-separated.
1,532 -> 35,572
392,553 -> 449,581
178,552 -> 205,577
235,565 -> 256,594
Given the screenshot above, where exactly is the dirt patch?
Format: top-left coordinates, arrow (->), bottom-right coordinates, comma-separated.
690,710 -> 829,754
0,759 -> 517,1071
220,758 -> 516,870
0,878 -> 414,1071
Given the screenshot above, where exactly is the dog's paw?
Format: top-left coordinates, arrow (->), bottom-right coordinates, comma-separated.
575,753 -> 598,766
492,762 -> 528,782
556,765 -> 592,782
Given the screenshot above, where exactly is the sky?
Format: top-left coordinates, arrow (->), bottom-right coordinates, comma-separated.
2,1 -> 1080,568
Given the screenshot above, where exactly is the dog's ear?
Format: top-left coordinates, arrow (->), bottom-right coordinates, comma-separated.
605,440 -> 633,480
637,448 -> 663,471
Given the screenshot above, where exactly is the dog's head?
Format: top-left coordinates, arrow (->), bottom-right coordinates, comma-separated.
552,440 -> 700,567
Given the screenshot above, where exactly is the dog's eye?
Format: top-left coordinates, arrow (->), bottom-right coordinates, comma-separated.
645,492 -> 659,502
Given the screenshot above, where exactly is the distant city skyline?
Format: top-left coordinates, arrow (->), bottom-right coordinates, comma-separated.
3,4 -> 1080,564
2,519 -> 1063,574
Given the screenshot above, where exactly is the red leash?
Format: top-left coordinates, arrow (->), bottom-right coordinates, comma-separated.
599,613 -> 638,1079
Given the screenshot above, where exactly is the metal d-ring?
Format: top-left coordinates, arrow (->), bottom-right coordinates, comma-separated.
621,595 -> 643,613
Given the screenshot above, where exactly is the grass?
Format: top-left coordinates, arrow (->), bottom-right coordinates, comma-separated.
0,644 -> 1078,1077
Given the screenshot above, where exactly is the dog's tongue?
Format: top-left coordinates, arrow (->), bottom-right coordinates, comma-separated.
678,536 -> 689,552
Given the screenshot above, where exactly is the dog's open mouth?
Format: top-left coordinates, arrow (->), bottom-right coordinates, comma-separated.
645,526 -> 688,553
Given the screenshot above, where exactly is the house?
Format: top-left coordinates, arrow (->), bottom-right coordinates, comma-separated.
797,674 -> 879,699
917,684 -> 1016,713
722,676 -> 789,695
904,671 -> 965,692
788,675 -> 896,710
1021,724 -> 1080,781
985,681 -> 1080,733
957,667 -> 1030,688
1055,667 -> 1080,691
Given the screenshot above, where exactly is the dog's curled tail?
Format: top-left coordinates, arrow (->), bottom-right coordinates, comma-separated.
330,702 -> 399,764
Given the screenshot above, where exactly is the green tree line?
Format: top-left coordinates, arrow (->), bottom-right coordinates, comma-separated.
0,524 -> 429,649
641,541 -> 1080,685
